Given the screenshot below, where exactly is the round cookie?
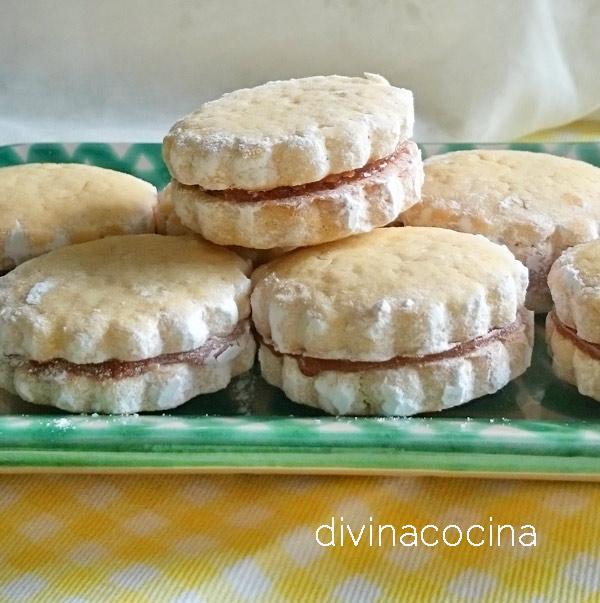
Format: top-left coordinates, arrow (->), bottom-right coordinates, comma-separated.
0,235 -> 254,413
400,150 -> 600,313
251,227 -> 534,416
163,74 -> 423,249
546,240 -> 600,401
0,163 -> 158,272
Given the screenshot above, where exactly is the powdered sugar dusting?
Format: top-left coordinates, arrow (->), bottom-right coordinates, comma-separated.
4,220 -> 31,265
48,417 -> 74,430
25,280 -> 56,305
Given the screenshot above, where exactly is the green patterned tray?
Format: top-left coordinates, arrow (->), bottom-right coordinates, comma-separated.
2,142 -> 600,477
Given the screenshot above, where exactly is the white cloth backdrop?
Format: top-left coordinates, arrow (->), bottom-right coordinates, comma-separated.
1,0 -> 599,144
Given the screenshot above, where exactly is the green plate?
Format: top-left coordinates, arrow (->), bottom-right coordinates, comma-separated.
2,142 -> 600,478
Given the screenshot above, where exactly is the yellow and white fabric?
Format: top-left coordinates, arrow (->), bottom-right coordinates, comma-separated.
1,474 -> 600,602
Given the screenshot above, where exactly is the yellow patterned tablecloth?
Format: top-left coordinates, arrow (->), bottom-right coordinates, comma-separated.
2,474 -> 600,602
3,123 -> 600,602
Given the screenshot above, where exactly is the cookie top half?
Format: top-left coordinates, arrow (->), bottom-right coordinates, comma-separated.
548,240 -> 600,343
251,227 -> 528,361
0,163 -> 158,272
402,150 -> 600,250
163,74 -> 414,191
0,235 -> 251,363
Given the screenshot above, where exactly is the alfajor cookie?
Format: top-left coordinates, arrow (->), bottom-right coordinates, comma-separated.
546,240 -> 600,401
0,235 -> 254,413
163,74 -> 423,249
400,150 -> 600,313
0,163 -> 158,273
251,227 -> 534,416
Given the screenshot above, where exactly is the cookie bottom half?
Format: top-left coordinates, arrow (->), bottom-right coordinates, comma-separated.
546,311 -> 600,402
259,312 -> 534,416
0,330 -> 256,414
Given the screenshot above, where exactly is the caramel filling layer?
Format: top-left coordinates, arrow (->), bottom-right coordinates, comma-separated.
550,311 -> 600,361
261,314 -> 526,377
197,141 -> 414,202
15,321 -> 249,380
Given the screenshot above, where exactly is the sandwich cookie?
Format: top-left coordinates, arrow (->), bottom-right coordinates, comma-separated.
163,74 -> 423,249
251,227 -> 533,416
400,150 -> 600,313
0,235 -> 254,413
0,163 -> 158,273
547,240 -> 600,401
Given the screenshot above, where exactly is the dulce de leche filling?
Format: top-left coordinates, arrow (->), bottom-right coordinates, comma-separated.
18,321 -> 249,380
261,314 -> 527,377
550,311 -> 600,360
201,141 -> 414,202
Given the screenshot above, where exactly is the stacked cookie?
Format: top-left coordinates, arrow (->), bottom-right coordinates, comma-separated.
162,74 -> 423,251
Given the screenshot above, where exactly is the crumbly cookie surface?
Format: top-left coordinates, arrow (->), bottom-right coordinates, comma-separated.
0,235 -> 251,363
163,74 -> 414,190
0,163 -> 157,271
251,227 -> 528,360
401,150 -> 600,313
